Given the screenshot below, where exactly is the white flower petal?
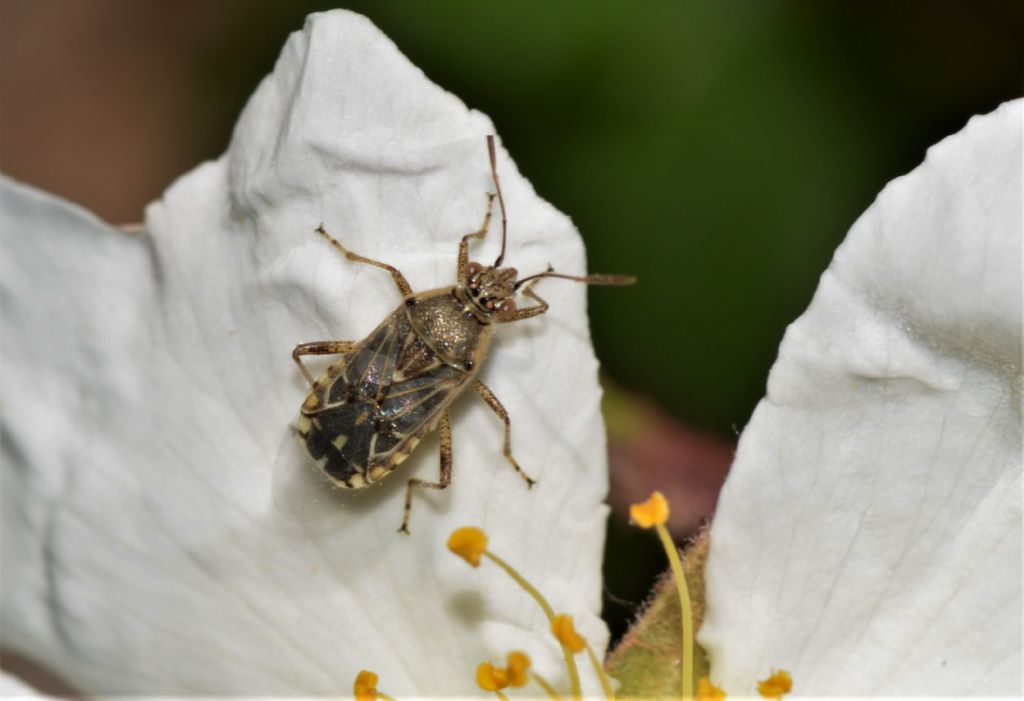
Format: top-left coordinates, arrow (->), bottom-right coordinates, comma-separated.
699,100 -> 1022,695
1,10 -> 609,695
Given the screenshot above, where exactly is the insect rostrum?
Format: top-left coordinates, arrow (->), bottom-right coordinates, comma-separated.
294,136 -> 634,533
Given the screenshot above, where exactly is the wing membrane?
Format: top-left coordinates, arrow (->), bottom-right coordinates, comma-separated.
308,309 -> 469,483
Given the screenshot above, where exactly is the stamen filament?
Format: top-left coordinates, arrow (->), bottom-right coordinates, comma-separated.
584,642 -> 616,701
483,550 -> 583,701
656,521 -> 694,700
532,671 -> 563,701
495,691 -> 511,701
483,551 -> 555,618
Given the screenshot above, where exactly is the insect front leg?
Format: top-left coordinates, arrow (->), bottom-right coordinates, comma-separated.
456,193 -> 496,279
314,225 -> 413,297
472,379 -> 537,488
399,410 -> 453,534
292,340 -> 355,387
501,277 -> 550,323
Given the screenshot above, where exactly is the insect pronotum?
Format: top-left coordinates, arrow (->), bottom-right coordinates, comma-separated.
293,136 -> 635,533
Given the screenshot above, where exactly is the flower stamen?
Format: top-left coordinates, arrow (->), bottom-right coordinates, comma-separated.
629,490 -> 669,528
506,651 -> 531,688
353,669 -> 396,701
448,526 -> 487,567
757,669 -> 792,699
630,491 -> 694,700
450,527 -> 584,701
550,614 -> 615,700
697,676 -> 726,700
584,641 -> 617,701
477,661 -> 510,691
477,650 -> 537,697
551,614 -> 586,653
531,670 -> 563,701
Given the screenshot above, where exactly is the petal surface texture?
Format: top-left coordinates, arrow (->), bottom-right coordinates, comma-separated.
699,100 -> 1022,696
0,11 -> 609,695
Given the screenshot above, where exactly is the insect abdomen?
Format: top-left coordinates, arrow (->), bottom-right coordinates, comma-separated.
301,396 -> 378,487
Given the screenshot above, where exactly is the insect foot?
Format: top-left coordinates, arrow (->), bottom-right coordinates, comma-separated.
294,135 -> 634,534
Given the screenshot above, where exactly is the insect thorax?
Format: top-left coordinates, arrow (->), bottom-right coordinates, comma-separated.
407,287 -> 494,372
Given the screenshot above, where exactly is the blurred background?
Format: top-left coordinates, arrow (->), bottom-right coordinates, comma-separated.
2,0 -> 1021,647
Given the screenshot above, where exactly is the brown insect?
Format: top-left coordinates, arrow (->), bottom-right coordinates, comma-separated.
293,136 -> 634,533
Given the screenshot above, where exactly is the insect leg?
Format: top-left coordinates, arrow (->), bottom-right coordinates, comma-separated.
399,410 -> 453,534
315,225 -> 413,297
292,340 -> 355,387
456,193 -> 496,279
501,279 -> 550,323
472,379 -> 537,487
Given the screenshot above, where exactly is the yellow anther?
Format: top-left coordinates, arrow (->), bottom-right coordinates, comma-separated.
476,661 -> 510,691
353,670 -> 379,701
551,614 -> 586,653
630,490 -> 670,528
698,676 -> 727,700
448,527 -> 488,567
757,669 -> 792,699
506,651 -> 531,687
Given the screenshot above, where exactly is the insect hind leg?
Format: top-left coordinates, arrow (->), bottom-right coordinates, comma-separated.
292,340 -> 354,387
315,225 -> 413,297
473,379 -> 536,487
399,410 -> 453,534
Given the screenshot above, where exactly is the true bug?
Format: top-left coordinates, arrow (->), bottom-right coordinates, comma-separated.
293,136 -> 634,533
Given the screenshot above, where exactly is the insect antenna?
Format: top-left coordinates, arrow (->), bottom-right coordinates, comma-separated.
513,268 -> 636,290
487,135 -> 510,268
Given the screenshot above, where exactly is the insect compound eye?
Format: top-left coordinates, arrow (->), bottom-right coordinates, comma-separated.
466,262 -> 483,289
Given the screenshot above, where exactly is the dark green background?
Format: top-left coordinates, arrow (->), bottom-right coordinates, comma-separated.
198,1 -> 1021,433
